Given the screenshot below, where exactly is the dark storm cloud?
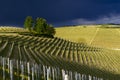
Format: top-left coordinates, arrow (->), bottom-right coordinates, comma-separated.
0,0 -> 120,26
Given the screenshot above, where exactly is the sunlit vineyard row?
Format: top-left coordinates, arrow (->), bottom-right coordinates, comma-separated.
0,26 -> 29,33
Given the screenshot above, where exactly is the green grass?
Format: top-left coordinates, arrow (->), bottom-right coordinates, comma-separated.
0,26 -> 120,80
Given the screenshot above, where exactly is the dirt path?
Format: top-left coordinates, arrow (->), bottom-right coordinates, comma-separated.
116,29 -> 120,34
89,28 -> 99,45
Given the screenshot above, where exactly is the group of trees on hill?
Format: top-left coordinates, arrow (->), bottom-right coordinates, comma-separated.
24,16 -> 55,37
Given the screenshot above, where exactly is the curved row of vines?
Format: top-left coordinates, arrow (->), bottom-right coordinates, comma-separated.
0,27 -> 120,80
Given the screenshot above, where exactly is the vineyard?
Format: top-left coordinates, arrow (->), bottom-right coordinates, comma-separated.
55,25 -> 120,49
0,26 -> 120,80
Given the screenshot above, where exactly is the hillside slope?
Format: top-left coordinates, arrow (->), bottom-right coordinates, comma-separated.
55,25 -> 120,49
0,26 -> 120,80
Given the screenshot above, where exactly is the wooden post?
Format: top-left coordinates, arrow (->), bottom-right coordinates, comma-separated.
47,67 -> 50,80
32,66 -> 34,80
52,67 -> 55,80
16,60 -> 20,80
43,65 -> 46,80
2,58 -> 5,80
21,63 -> 24,80
10,60 -> 13,80
88,75 -> 92,80
62,69 -> 65,80
7,58 -> 10,73
27,62 -> 30,80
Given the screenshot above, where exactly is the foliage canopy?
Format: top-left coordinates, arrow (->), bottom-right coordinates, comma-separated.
24,16 -> 33,31
24,16 -> 55,37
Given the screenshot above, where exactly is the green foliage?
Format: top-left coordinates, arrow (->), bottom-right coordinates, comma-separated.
34,18 -> 47,34
24,16 -> 55,37
45,24 -> 56,36
24,16 -> 33,31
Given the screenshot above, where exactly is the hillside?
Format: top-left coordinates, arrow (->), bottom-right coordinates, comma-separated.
55,25 -> 120,49
0,26 -> 120,80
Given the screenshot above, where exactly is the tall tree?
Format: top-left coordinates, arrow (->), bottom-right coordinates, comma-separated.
24,16 -> 33,31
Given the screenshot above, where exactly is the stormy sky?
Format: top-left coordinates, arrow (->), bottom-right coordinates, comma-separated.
0,0 -> 120,27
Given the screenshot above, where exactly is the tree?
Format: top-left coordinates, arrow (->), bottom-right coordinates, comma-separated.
45,24 -> 56,36
34,18 -> 47,34
24,16 -> 33,31
23,16 -> 56,37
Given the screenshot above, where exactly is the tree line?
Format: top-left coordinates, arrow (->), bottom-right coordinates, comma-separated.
24,16 -> 55,37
